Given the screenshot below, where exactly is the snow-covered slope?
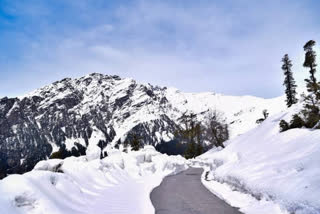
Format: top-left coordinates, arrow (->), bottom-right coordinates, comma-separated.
197,104 -> 320,214
0,146 -> 187,214
0,73 -> 286,176
1,78 -> 318,214
165,88 -> 285,138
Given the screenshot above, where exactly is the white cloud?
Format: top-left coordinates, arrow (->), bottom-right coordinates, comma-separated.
1,0 -> 320,98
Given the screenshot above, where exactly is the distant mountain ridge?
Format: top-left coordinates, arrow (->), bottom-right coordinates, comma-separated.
0,73 -> 286,176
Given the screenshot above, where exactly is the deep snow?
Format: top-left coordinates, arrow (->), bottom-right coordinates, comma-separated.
197,103 -> 320,214
0,146 -> 188,214
1,97 -> 319,214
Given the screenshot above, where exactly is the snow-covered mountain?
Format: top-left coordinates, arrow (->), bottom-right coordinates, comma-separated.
0,73 -> 286,176
1,104 -> 318,214
1,73 -> 317,214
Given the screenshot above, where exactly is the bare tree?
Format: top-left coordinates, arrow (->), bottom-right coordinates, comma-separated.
204,110 -> 229,148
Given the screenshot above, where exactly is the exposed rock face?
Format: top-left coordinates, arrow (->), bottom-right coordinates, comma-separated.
0,73 -> 286,177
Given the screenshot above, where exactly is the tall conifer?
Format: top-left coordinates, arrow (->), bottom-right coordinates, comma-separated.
302,40 -> 320,128
303,40 -> 320,98
282,54 -> 297,107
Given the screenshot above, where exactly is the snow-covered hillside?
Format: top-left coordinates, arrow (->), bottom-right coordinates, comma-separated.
0,73 -> 286,175
1,97 -> 319,214
197,103 -> 320,214
0,146 -> 187,214
165,88 -> 286,138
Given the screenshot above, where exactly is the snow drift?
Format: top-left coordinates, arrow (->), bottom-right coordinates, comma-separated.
0,146 -> 188,214
198,104 -> 320,214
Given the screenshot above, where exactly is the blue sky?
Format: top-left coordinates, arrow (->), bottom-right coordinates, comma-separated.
1,0 -> 320,98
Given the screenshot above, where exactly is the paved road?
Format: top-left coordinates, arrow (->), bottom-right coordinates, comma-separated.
150,168 -> 242,214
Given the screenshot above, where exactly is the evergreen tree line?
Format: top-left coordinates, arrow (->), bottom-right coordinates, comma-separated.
280,40 -> 320,132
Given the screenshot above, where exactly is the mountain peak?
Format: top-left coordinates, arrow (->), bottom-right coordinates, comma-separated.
0,73 -> 286,176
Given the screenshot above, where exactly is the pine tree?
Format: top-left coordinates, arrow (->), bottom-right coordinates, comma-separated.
303,40 -> 319,97
130,134 -> 141,151
195,123 -> 203,156
302,40 -> 320,128
282,54 -> 298,107
289,114 -> 305,129
279,120 -> 289,132
185,141 -> 196,159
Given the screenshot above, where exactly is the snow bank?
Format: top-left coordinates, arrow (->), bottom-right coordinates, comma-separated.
198,105 -> 320,214
0,146 -> 188,214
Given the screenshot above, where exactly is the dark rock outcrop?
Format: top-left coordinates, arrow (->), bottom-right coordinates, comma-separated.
0,74 -> 181,177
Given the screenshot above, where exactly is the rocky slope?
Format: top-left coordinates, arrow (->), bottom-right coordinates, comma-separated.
0,73 -> 286,176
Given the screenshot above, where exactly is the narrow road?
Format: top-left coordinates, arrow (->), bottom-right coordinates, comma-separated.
150,168 -> 242,214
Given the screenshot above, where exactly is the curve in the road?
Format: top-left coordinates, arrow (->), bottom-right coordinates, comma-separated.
150,168 -> 242,214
